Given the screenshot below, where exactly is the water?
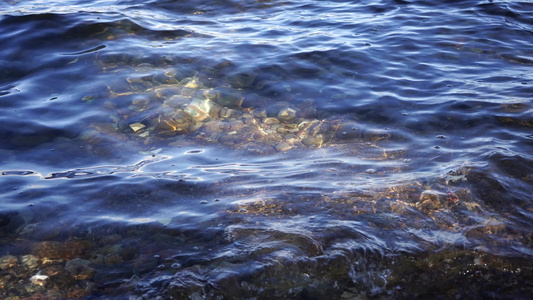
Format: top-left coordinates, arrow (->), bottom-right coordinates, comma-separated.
1,0 -> 532,298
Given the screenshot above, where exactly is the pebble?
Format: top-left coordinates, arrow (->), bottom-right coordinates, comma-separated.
131,96 -> 150,108
301,137 -> 322,147
165,95 -> 189,108
0,255 -> 18,270
263,117 -> 280,125
284,133 -> 296,140
275,142 -> 292,152
130,122 -> 146,132
29,273 -> 49,286
65,258 -> 95,280
105,253 -> 124,265
21,255 -> 39,271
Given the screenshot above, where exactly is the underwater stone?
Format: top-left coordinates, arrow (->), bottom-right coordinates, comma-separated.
336,123 -> 362,139
263,117 -> 280,125
0,255 -> 18,270
227,72 -> 256,88
154,113 -> 192,136
219,107 -> 240,119
165,95 -> 189,108
185,99 -> 214,122
155,85 -> 182,99
213,87 -> 243,108
275,142 -> 292,152
21,255 -> 39,271
301,137 -> 322,147
277,107 -> 297,122
152,71 -> 171,84
180,86 -> 197,97
129,123 -> 146,132
131,96 -> 150,109
29,273 -> 49,286
65,258 -> 95,280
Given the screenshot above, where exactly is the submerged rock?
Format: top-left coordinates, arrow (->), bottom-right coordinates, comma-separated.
91,53 -> 402,156
65,258 -> 95,280
336,123 -> 391,141
0,255 -> 18,270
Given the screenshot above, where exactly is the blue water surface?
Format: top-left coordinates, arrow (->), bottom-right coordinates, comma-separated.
1,0 -> 532,298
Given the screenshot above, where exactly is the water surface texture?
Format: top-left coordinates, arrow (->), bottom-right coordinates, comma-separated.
1,0 -> 533,298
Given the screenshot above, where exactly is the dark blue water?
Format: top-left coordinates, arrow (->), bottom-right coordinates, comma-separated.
1,0 -> 533,298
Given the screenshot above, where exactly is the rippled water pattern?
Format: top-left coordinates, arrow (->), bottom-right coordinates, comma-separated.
1,0 -> 533,298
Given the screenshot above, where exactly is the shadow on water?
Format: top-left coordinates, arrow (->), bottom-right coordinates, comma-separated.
0,0 -> 533,298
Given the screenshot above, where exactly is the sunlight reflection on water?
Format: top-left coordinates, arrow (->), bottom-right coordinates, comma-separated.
1,0 -> 532,298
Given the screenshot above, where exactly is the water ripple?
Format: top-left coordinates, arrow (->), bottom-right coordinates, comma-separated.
1,0 -> 533,298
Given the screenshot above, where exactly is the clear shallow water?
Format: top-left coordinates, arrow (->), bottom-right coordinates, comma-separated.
1,0 -> 532,298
